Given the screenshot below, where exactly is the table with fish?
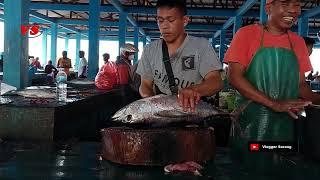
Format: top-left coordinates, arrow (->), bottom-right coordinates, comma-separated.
0,81 -> 140,141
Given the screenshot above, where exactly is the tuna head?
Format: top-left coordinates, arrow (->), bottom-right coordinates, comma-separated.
111,94 -> 218,125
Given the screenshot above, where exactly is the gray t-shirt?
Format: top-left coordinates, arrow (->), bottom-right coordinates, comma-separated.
136,35 -> 222,95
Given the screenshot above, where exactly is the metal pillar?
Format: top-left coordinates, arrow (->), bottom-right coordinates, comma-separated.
75,32 -> 81,72
211,35 -> 216,49
298,17 -> 309,37
219,30 -> 226,63
50,23 -> 57,65
134,26 -> 139,64
147,36 -> 151,44
88,0 -> 100,79
42,28 -> 48,66
142,36 -> 147,47
119,12 -> 127,55
65,34 -> 69,51
3,0 -> 29,89
260,0 -> 268,24
233,16 -> 242,35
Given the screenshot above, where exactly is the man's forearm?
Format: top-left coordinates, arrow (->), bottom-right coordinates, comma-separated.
229,75 -> 274,108
190,71 -> 223,97
191,80 -> 223,97
139,85 -> 155,98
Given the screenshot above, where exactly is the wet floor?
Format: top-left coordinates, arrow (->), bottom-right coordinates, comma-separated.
0,141 -> 320,180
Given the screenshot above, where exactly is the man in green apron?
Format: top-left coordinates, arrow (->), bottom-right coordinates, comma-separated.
224,0 -> 320,170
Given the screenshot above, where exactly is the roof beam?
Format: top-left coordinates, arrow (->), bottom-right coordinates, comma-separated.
189,8 -> 235,17
1,0 -> 145,36
2,15 -> 318,37
139,21 -> 221,30
31,2 -> 117,12
26,2 -> 260,18
108,0 -> 145,36
52,24 -> 318,36
54,30 -> 217,41
214,0 -> 258,38
1,1 -> 244,18
30,11 -> 56,23
57,19 -> 119,27
57,19 -> 88,26
69,36 -> 144,42
0,19 -> 316,40
59,30 -> 137,36
58,29 -> 216,37
59,24 -> 81,34
302,6 -> 320,18
3,1 -> 320,19
0,14 -> 44,24
222,17 -> 235,30
127,6 -> 239,17
30,11 -> 80,34
214,30 -> 221,39
29,17 -> 48,24
147,32 -> 212,38
56,18 -> 222,31
28,2 -> 256,18
0,14 -> 79,34
236,0 -> 257,16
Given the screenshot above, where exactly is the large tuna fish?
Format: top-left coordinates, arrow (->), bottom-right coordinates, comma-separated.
111,94 -> 219,126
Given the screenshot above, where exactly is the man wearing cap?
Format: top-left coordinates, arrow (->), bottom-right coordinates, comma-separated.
115,43 -> 141,92
137,0 -> 223,112
225,0 -> 320,167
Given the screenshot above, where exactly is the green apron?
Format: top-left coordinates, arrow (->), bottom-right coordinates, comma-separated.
231,26 -> 300,170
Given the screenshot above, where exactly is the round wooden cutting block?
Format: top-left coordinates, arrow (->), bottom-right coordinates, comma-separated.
101,127 -> 215,166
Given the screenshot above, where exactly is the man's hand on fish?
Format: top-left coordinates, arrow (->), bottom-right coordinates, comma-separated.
269,99 -> 312,119
178,87 -> 201,112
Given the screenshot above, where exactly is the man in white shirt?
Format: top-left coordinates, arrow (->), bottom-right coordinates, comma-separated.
78,51 -> 88,78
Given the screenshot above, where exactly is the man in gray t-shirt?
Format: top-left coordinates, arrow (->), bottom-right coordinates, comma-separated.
137,0 -> 223,112
137,35 -> 221,95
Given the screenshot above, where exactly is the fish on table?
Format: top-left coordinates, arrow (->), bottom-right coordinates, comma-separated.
111,94 -> 220,126
3,88 -> 56,99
